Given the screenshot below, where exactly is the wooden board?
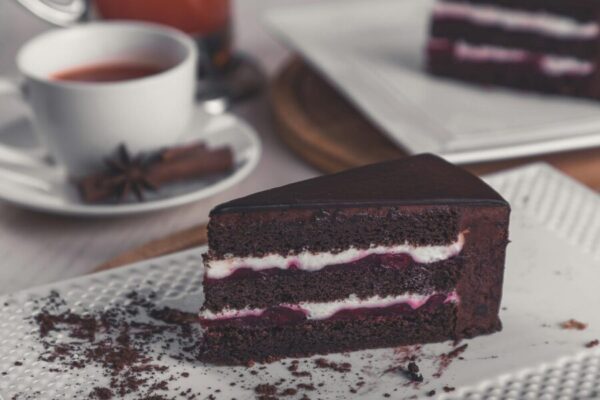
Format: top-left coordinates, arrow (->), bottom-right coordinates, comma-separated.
271,58 -> 600,191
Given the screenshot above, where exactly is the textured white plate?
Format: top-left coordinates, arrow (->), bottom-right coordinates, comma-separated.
1,163 -> 599,400
264,0 -> 600,164
0,109 -> 261,217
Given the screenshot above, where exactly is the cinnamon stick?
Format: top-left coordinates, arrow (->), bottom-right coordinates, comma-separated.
77,143 -> 234,203
148,147 -> 233,185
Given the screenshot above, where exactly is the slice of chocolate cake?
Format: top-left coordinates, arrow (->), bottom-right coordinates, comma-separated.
199,154 -> 510,365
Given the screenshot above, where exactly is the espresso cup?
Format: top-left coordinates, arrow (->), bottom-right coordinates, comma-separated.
0,21 -> 197,175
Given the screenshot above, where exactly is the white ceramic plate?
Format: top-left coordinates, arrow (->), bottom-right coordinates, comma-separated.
264,0 -> 600,164
0,108 -> 261,217
1,163 -> 599,399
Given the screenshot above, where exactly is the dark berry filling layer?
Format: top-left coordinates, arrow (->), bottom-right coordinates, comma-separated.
200,293 -> 451,328
427,42 -> 596,98
198,300 -> 462,365
431,17 -> 598,59
202,254 -> 463,311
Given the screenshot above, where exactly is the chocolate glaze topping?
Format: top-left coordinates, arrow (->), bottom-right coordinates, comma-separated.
211,154 -> 508,215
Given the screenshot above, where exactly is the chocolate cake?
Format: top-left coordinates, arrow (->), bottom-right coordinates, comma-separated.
427,0 -> 600,99
198,154 -> 510,365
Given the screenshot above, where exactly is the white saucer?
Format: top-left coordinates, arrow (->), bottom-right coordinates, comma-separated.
0,108 -> 261,217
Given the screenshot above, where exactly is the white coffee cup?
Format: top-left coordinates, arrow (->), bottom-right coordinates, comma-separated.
0,21 -> 197,175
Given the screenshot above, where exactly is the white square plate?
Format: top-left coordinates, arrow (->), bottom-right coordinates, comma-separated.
265,0 -> 600,164
1,164 -> 599,399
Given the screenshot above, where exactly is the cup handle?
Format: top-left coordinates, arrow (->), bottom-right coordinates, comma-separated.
0,78 -> 51,169
14,0 -> 87,27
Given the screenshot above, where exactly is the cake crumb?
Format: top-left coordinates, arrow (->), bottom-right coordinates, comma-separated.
296,383 -> 315,391
89,387 -> 113,399
314,358 -> 351,373
426,389 -> 436,396
435,344 -> 468,377
254,384 -> 278,395
384,361 -> 424,383
560,319 -> 587,330
443,386 -> 455,392
280,388 -> 297,396
585,339 -> 599,348
292,371 -> 311,377
20,291 -> 206,400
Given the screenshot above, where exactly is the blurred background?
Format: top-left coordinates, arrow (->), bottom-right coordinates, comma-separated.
0,0 -> 598,294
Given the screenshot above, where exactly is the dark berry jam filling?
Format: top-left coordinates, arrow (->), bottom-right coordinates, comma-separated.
199,294 -> 451,328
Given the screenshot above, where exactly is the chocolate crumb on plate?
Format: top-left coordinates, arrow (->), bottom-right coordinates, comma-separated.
296,383 -> 316,391
254,384 -> 278,395
280,388 -> 298,396
560,319 -> 588,330
90,387 -> 113,400
435,344 -> 468,378
313,358 -> 352,373
585,339 -> 599,348
443,386 -> 456,392
383,361 -> 424,383
21,291 -> 204,400
426,389 -> 436,396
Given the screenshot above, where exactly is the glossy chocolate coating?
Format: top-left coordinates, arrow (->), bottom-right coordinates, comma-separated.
211,154 -> 507,215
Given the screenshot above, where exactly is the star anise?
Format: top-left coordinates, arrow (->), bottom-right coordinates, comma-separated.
103,144 -> 158,201
77,142 -> 233,204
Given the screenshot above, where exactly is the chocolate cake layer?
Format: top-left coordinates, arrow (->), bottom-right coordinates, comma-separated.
442,0 -> 600,21
208,206 -> 460,258
203,255 -> 463,311
199,299 -> 459,364
208,155 -> 507,258
428,44 -> 597,98
431,18 -> 598,59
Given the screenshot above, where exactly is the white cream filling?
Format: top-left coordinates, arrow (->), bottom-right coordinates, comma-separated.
434,39 -> 595,76
434,2 -> 599,39
199,291 -> 459,321
205,233 -> 465,280
540,56 -> 595,76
